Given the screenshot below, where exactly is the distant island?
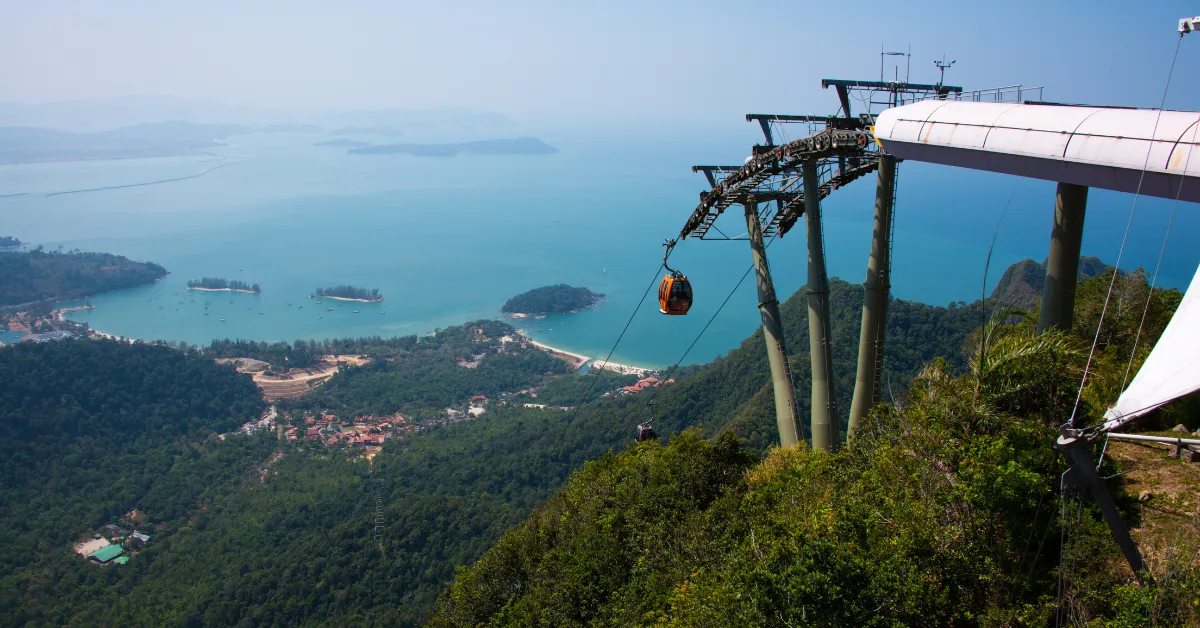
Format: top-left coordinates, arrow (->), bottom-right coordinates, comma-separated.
502,284 -> 603,316
348,137 -> 559,158
0,236 -> 20,248
0,121 -> 253,164
0,249 -> 166,307
187,277 -> 261,293
312,285 -> 383,302
315,139 -> 370,148
259,124 -> 322,133
329,126 -> 405,137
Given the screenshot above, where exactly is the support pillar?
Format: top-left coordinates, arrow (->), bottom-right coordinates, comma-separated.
1037,183 -> 1088,335
1057,433 -> 1148,584
803,161 -> 837,451
745,202 -> 801,448
848,155 -> 896,438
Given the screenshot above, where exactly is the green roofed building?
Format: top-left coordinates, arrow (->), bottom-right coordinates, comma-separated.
113,556 -> 130,565
87,544 -> 124,564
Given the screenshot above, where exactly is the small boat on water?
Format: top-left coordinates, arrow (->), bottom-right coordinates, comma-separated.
352,310 -> 359,314
220,318 -> 226,322
327,308 -> 333,311
318,316 -> 323,319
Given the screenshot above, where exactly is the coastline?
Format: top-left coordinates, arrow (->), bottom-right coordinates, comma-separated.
524,337 -> 590,371
591,359 -> 659,377
516,330 -> 658,376
188,287 -> 259,294
317,295 -> 384,303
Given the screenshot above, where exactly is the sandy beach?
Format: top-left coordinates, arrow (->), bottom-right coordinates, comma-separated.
319,295 -> 384,303
526,338 -> 591,371
591,359 -> 659,377
187,287 -> 258,294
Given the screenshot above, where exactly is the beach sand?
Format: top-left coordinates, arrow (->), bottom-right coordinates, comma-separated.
591,359 -> 658,377
526,338 -> 590,371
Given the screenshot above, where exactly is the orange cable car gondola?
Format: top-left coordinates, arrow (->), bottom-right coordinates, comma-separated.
658,238 -> 692,316
658,271 -> 692,315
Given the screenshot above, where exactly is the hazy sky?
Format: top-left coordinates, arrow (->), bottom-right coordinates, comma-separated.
3,0 -> 1200,125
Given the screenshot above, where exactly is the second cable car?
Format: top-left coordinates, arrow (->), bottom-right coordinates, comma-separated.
658,271 -> 692,315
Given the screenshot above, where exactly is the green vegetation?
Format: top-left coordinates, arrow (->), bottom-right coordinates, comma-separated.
0,340 -> 268,581
431,270 -> 1195,626
279,320 -> 569,418
0,236 -> 19,248
501,284 -> 603,315
1,260 -> 1193,626
0,249 -> 166,307
187,277 -> 260,292
990,255 -> 1108,309
314,285 -> 383,302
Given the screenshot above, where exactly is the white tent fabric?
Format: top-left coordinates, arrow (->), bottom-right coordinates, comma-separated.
1103,262 -> 1200,431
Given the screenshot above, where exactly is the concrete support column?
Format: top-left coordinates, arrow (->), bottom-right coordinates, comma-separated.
848,155 -> 896,438
1037,183 -> 1089,335
745,202 -> 801,448
803,162 -> 837,451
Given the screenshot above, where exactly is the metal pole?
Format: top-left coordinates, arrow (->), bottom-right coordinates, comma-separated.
745,202 -> 801,448
848,155 -> 896,437
1037,183 -> 1088,335
1057,434 -> 1149,584
803,161 -> 837,451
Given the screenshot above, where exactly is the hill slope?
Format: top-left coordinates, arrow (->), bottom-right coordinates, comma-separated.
0,249 -> 166,306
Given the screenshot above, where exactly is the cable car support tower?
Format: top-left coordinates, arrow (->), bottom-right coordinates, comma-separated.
679,61 -> 1042,450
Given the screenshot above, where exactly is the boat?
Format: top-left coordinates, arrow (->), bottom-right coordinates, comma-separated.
352,310 -> 359,314
220,318 -> 226,322
327,308 -> 333,312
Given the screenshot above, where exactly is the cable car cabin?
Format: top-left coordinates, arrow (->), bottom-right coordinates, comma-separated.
637,424 -> 658,442
658,272 -> 692,315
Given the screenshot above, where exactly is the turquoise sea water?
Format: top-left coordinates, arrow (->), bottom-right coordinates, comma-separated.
2,130 -> 1197,367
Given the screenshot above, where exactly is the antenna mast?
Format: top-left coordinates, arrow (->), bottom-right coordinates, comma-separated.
934,54 -> 957,87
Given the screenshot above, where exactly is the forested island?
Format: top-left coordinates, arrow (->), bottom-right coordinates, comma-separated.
186,277 -> 260,293
0,249 -> 166,306
502,284 -> 603,315
312,285 -> 383,302
0,236 -> 19,248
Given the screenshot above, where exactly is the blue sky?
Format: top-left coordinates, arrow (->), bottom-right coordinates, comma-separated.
2,0 -> 1199,125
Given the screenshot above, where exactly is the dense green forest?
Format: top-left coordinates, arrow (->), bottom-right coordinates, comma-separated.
278,320 -> 569,418
501,284 -> 603,315
0,236 -> 19,248
1,261 -> 1192,626
0,341 -> 271,604
431,269 -> 1195,626
187,277 -> 260,292
0,249 -> 167,307
314,285 -> 383,301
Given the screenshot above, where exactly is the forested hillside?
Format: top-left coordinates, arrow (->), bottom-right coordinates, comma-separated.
0,249 -> 167,306
432,269 -> 1196,626
0,340 -> 271,614
3,261 -> 1188,626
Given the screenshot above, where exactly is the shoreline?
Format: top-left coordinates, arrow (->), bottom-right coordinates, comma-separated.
591,359 -> 659,377
524,337 -> 591,371
316,295 -> 384,303
188,287 -> 259,294
515,330 -> 659,376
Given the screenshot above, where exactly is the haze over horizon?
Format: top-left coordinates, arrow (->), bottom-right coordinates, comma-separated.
4,0 -> 1200,131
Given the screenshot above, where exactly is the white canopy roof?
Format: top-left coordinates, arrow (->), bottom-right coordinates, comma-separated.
1103,262 -> 1200,431
874,101 -> 1200,203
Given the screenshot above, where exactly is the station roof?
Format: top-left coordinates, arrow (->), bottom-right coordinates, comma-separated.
88,544 -> 124,563
873,101 -> 1200,203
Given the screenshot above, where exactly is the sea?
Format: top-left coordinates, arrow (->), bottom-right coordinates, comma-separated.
2,127 -> 1197,368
